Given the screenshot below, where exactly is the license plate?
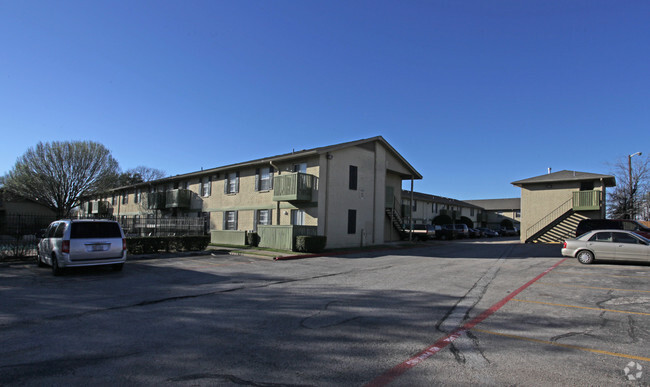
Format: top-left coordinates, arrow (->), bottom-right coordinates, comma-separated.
89,244 -> 108,252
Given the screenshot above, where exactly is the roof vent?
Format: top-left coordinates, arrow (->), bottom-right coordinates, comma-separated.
548,167 -> 552,174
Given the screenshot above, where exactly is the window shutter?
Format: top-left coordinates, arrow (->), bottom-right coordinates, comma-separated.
224,175 -> 229,194
234,211 -> 238,230
269,209 -> 273,225
207,176 -> 212,196
222,212 -> 227,230
253,210 -> 258,231
255,168 -> 260,191
235,172 -> 240,193
269,166 -> 274,189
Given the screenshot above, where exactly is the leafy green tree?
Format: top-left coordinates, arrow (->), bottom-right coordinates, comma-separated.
4,141 -> 120,217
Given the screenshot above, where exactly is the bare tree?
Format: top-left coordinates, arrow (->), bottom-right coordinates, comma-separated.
607,154 -> 650,219
3,141 -> 120,217
127,166 -> 166,182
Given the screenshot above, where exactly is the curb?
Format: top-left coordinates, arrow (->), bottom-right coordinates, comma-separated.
273,243 -> 427,261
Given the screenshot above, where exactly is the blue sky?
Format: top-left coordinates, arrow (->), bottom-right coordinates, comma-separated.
1,1 -> 648,200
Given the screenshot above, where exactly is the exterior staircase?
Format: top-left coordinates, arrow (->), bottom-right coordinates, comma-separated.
526,210 -> 588,243
385,207 -> 407,240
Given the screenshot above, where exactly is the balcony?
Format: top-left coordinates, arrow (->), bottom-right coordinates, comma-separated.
273,173 -> 317,202
573,190 -> 601,211
146,192 -> 166,210
165,189 -> 192,209
91,201 -> 111,214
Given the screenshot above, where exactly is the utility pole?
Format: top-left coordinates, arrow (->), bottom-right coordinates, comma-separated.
628,152 -> 642,219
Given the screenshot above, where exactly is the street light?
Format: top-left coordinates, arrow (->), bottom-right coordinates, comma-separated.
628,152 -> 642,219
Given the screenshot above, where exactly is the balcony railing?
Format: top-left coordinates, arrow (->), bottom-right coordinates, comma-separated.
273,173 -> 317,202
146,192 -> 166,210
573,190 -> 601,211
165,189 -> 192,209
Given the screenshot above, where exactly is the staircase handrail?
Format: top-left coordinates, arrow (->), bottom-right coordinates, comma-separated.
525,197 -> 573,241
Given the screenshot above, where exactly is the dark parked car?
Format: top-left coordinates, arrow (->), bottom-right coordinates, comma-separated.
478,228 -> 499,237
405,224 -> 436,240
499,227 -> 519,236
437,225 -> 457,240
575,219 -> 650,239
444,224 -> 470,238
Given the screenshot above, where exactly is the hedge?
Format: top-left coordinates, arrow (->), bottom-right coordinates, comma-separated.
126,236 -> 210,255
294,235 -> 327,253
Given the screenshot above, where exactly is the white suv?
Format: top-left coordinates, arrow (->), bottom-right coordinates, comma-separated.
37,219 -> 127,275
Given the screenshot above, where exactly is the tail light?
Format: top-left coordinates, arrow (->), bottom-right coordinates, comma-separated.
122,238 -> 127,251
562,242 -> 567,249
62,240 -> 70,254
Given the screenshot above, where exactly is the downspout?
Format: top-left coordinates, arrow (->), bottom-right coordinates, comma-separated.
324,153 -> 331,239
410,177 -> 414,241
270,161 -> 281,225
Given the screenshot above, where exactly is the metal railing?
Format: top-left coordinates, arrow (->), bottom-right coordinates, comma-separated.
525,198 -> 573,241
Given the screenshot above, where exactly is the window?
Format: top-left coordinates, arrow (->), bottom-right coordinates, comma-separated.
291,209 -> 305,226
347,209 -> 356,234
122,192 -> 128,205
515,211 -> 521,218
200,177 -> 211,197
134,189 -> 140,203
54,223 -> 66,238
224,172 -> 239,194
256,209 -> 272,227
613,232 -> 639,244
349,165 -> 358,190
181,181 -> 189,190
256,167 -> 274,191
223,211 -> 238,230
470,208 -> 474,216
590,232 -> 613,242
412,200 -> 417,211
433,203 -> 438,213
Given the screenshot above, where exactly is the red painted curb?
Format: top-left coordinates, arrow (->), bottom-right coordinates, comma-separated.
365,258 -> 568,387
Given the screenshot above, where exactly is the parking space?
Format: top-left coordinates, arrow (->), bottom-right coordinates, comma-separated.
1,242 -> 649,385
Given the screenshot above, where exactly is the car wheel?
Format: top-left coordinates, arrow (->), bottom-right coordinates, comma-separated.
51,254 -> 63,276
36,250 -> 46,267
577,250 -> 594,264
112,263 -> 124,272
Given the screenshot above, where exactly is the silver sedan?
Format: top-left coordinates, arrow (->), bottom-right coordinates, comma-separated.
561,229 -> 650,264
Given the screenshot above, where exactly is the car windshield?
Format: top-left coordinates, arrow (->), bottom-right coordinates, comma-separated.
70,222 -> 122,239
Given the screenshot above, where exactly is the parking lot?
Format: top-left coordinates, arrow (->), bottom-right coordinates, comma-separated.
1,239 -> 649,386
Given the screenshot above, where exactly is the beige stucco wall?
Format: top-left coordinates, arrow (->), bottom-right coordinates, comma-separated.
82,140 -> 418,250
519,180 -> 606,242
320,144 -> 377,249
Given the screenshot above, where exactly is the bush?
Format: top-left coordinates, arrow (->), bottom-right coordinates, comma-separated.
294,235 -> 327,253
126,236 -> 210,254
247,232 -> 260,247
0,239 -> 38,259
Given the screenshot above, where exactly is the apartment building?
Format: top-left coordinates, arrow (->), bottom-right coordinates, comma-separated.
463,198 -> 521,230
401,191 -> 485,227
511,170 -> 615,243
81,137 -> 422,249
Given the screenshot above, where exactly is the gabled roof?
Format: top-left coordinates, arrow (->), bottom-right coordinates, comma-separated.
106,136 -> 421,192
463,198 -> 521,211
511,170 -> 616,187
